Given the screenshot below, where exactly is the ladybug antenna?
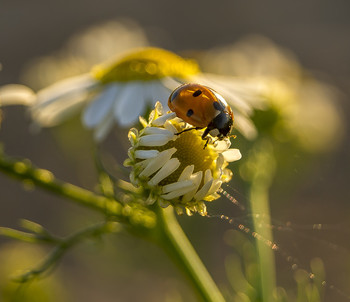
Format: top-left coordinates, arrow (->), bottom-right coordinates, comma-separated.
217,187 -> 245,211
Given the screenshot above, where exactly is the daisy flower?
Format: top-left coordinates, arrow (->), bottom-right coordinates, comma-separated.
33,47 -> 264,141
2,45 -> 263,142
27,47 -> 199,141
124,102 -> 241,216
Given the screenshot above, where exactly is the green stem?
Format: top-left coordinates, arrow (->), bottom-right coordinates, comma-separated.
250,178 -> 277,302
155,206 -> 225,302
15,221 -> 119,283
0,152 -> 130,224
247,140 -> 277,302
0,152 -> 224,301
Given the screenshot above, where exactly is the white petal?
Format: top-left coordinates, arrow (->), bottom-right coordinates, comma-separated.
178,165 -> 194,181
0,84 -> 35,106
32,74 -> 98,126
193,74 -> 251,113
35,73 -> 97,107
162,180 -> 194,194
143,81 -> 158,105
216,153 -> 225,168
235,114 -> 258,140
207,179 -> 222,196
194,179 -> 213,201
164,120 -> 178,134
161,185 -> 197,200
148,158 -> 180,186
83,84 -> 120,128
93,111 -> 115,142
160,77 -> 184,91
214,139 -> 231,151
33,93 -> 87,126
139,134 -> 173,146
143,127 -> 174,137
152,112 -> 176,126
148,80 -> 173,108
139,148 -> 176,177
182,171 -> 203,202
222,149 -> 242,162
204,169 -> 213,184
134,150 -> 159,159
114,82 -> 146,127
135,157 -> 153,170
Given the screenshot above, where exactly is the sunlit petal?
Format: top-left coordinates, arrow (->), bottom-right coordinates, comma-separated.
0,85 -> 35,106
222,148 -> 242,162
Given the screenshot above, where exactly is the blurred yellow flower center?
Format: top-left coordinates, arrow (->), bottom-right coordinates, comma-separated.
92,47 -> 200,83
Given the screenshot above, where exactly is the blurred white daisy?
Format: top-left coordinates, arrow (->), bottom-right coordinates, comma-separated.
2,46 -> 263,142
124,102 -> 241,215
29,47 -> 201,141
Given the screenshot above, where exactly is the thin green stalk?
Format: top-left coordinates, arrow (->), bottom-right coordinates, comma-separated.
250,178 -> 276,302
155,206 -> 225,302
14,221 -> 119,283
247,140 -> 277,302
0,153 -> 127,223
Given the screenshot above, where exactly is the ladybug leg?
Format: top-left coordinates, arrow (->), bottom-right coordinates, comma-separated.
201,128 -> 212,149
175,127 -> 202,136
203,137 -> 210,149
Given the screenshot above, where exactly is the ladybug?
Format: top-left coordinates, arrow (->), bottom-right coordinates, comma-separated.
168,83 -> 234,147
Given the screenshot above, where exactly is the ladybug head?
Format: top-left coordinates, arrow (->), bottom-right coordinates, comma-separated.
205,111 -> 234,140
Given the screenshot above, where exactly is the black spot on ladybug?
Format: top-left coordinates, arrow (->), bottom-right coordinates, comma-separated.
186,109 -> 194,117
192,90 -> 202,97
213,101 -> 222,111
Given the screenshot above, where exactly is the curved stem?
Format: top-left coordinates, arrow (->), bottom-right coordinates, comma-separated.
0,152 -> 131,224
0,151 -> 224,301
155,206 -> 225,302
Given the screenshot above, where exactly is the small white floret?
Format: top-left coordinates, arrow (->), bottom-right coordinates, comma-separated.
162,180 -> 194,194
182,171 -> 203,202
134,150 -> 159,159
207,179 -> 223,196
152,112 -> 176,126
161,185 -> 196,200
143,127 -> 174,138
148,158 -> 180,186
139,148 -> 176,177
177,165 -> 195,181
138,134 -> 172,147
194,179 -> 213,201
222,148 -> 242,162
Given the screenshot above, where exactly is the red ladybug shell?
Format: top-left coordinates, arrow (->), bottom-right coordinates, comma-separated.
168,83 -> 234,140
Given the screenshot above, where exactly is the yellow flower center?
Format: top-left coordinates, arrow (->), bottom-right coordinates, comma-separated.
92,47 -> 200,83
171,134 -> 217,185
138,128 -> 218,186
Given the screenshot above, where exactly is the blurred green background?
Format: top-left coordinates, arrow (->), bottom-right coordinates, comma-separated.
1,0 -> 350,301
